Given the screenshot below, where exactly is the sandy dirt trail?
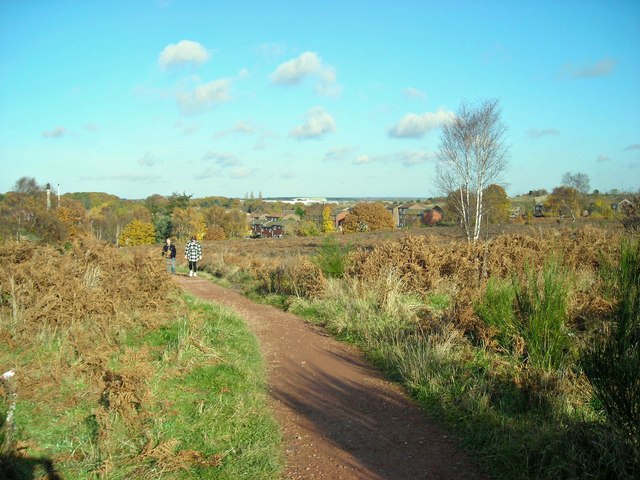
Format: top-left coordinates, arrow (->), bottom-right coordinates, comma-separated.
178,276 -> 487,480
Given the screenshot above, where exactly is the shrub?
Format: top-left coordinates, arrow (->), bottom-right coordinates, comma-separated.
514,260 -> 571,371
256,257 -> 326,298
118,219 -> 156,246
312,236 -> 352,278
582,239 -> 640,444
475,278 -> 517,351
204,224 -> 226,241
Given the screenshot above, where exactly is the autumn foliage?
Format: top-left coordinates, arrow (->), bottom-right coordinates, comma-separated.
118,220 -> 156,246
342,202 -> 395,233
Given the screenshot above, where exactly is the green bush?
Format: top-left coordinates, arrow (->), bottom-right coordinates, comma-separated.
514,260 -> 571,371
582,239 -> 640,444
312,236 -> 352,279
475,278 -> 517,350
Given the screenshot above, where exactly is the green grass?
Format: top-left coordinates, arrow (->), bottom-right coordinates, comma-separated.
255,270 -> 638,479
514,260 -> 572,371
311,235 -> 352,278
582,239 -> 640,446
0,294 -> 283,479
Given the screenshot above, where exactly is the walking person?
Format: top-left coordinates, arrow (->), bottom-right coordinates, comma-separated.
185,236 -> 202,277
162,238 -> 177,274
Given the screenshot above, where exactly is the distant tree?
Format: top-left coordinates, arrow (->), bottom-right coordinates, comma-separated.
57,198 -> 88,238
294,205 -> 306,218
321,205 -> 335,233
222,209 -> 248,238
545,186 -> 580,220
0,177 -> 67,242
118,220 -> 156,246
204,205 -> 227,228
172,207 -> 206,240
145,194 -> 168,216
435,98 -> 509,242
483,184 -> 511,224
204,224 -> 227,241
590,198 -> 614,220
153,214 -> 173,242
561,172 -> 590,194
166,192 -> 192,214
296,220 -> 321,237
342,202 -> 395,234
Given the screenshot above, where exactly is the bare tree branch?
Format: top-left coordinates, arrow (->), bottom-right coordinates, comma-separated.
435,99 -> 509,242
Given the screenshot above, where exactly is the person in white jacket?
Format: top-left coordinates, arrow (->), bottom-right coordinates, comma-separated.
185,236 -> 202,277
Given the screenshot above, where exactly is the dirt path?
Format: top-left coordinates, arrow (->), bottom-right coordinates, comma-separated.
178,276 -> 487,480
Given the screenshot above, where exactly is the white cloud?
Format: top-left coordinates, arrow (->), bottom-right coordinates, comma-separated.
80,173 -> 161,183
398,150 -> 437,167
352,153 -> 390,165
315,66 -> 341,97
233,121 -> 254,134
597,154 -> 610,162
528,128 -> 560,138
624,143 -> 640,152
42,126 -> 66,138
563,57 -> 617,78
196,168 -> 220,179
289,107 -> 336,139
256,42 -> 287,60
324,146 -> 353,162
159,40 -> 210,69
354,155 -> 373,165
213,121 -> 255,139
253,138 -> 268,150
202,151 -> 240,167
177,78 -> 231,114
271,51 -> 340,97
138,152 -> 163,166
175,120 -> 199,135
388,109 -> 454,139
402,87 -> 426,100
271,51 -> 321,84
229,167 -> 253,179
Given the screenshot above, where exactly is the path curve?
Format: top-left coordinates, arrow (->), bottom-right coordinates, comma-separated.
178,276 -> 487,480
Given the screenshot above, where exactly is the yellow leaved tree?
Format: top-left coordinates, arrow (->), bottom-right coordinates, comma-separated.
322,205 -> 335,233
118,220 -> 156,246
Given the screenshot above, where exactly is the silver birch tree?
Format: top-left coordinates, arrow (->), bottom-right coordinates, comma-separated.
435,99 -> 509,242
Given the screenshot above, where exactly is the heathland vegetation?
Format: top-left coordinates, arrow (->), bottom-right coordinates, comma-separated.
1,174 -> 639,479
0,224 -> 282,476
195,224 -> 639,479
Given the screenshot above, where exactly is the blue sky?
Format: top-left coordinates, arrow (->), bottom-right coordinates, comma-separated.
1,0 -> 639,199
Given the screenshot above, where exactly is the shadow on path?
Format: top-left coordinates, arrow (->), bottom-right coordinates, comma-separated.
178,276 -> 488,480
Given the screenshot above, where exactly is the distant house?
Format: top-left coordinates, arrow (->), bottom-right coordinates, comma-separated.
422,206 -> 444,226
333,209 -> 349,229
385,204 -> 402,228
250,219 -> 285,238
398,203 -> 427,227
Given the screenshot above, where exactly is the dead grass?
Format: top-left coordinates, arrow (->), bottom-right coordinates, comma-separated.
0,237 -> 282,479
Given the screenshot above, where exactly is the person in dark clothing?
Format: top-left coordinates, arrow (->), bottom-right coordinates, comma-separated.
162,238 -> 177,274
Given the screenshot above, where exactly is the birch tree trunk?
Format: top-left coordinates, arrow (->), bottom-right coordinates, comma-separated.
435,99 -> 509,243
